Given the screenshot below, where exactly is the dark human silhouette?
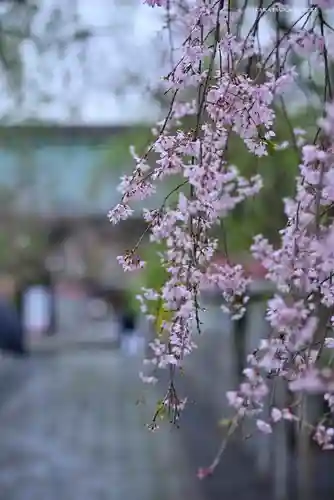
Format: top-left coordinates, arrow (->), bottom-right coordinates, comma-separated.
119,307 -> 138,355
0,299 -> 27,356
40,269 -> 56,335
120,310 -> 136,332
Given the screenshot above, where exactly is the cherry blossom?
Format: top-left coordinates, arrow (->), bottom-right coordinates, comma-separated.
256,420 -> 272,434
109,0 -> 334,476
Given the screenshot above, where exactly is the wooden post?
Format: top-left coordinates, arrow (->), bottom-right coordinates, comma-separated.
247,299 -> 272,473
296,396 -> 312,500
272,379 -> 289,500
233,311 -> 247,384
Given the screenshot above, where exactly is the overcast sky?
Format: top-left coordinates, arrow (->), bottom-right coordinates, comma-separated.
0,0 -> 165,125
0,0 -> 331,125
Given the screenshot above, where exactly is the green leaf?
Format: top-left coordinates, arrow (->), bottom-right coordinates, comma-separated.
218,418 -> 232,427
264,139 -> 278,155
155,399 -> 167,420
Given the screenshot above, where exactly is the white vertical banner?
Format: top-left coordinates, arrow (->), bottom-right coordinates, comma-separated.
23,285 -> 51,341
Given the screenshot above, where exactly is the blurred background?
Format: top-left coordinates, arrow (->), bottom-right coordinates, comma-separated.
0,1 -> 334,500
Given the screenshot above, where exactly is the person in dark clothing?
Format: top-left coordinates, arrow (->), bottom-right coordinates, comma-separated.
119,308 -> 138,355
39,270 -> 56,335
120,310 -> 136,332
0,299 -> 27,356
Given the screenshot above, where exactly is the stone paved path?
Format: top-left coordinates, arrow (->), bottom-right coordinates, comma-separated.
0,351 -> 202,500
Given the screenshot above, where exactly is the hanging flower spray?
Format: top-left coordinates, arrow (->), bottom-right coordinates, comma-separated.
109,0 -> 334,477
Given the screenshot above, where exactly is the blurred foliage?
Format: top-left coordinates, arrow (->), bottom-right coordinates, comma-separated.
88,126 -> 154,198
127,242 -> 168,315
221,105 -> 316,254
0,221 -> 49,283
122,105 -> 316,303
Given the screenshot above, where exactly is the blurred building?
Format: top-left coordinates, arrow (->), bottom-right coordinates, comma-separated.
0,124 -> 163,294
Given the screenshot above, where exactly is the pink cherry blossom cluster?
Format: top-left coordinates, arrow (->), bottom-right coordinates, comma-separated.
109,0 -> 334,476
